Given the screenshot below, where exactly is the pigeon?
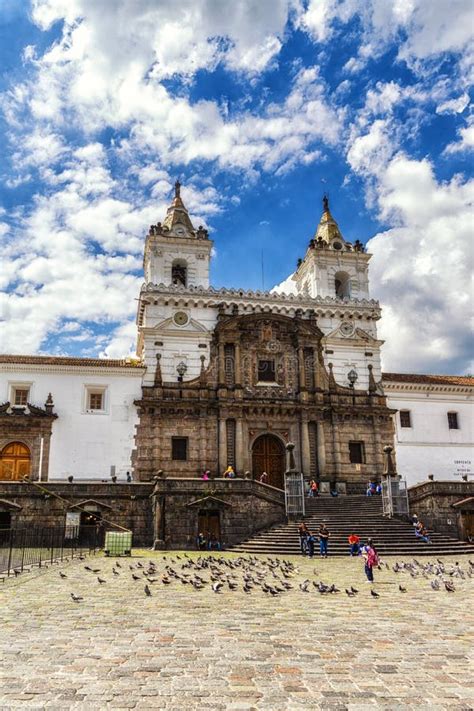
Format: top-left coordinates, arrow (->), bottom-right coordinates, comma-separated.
112,568 -> 119,576
132,574 -> 141,581
444,581 -> 455,592
350,586 -> 359,594
212,582 -> 223,593
243,584 -> 253,593
299,580 -> 310,592
84,566 -> 93,571
70,593 -> 83,603
144,584 -> 152,597
370,589 -> 380,598
115,562 -> 122,568
345,588 -> 356,597
97,577 -> 106,584
399,585 -> 407,593
161,577 -> 171,585
59,572 -> 67,579
431,579 -> 440,590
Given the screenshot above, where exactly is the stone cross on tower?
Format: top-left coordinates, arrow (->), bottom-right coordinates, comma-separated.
174,179 -> 181,199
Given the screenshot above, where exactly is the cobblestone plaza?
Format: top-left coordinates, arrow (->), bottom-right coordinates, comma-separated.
1,552 -> 473,710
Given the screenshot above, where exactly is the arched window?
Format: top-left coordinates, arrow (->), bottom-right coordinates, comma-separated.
0,442 -> 31,481
171,259 -> 187,287
334,271 -> 351,299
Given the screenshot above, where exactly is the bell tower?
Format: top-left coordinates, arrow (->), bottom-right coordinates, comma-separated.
294,196 -> 371,300
143,180 -> 213,288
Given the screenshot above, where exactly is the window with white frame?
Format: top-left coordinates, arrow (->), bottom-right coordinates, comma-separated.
85,386 -> 107,413
9,383 -> 32,407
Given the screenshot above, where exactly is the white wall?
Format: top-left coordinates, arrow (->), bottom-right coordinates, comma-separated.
386,390 -> 474,486
1,366 -> 144,481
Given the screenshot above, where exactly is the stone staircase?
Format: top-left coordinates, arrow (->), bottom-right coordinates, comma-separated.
232,495 -> 474,557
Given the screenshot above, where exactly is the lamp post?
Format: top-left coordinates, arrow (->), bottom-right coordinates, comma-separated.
347,369 -> 358,406
176,361 -> 187,383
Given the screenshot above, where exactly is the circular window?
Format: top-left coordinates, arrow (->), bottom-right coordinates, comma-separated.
340,322 -> 355,337
333,241 -> 342,250
173,311 -> 189,326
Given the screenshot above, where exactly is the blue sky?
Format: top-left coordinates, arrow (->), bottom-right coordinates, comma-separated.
0,0 -> 472,374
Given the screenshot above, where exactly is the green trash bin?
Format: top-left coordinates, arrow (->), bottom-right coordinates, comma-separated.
104,531 -> 133,556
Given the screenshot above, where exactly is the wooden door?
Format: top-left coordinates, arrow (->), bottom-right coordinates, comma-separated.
198,510 -> 221,542
0,442 -> 31,481
252,435 -> 285,489
462,512 -> 474,540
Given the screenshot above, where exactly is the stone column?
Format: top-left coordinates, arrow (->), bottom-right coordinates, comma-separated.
331,415 -> 342,479
234,341 -> 242,387
218,342 -> 226,387
300,416 -> 311,478
152,479 -> 166,549
297,347 -> 306,391
235,418 -> 244,474
314,349 -> 322,390
199,409 -> 208,471
218,417 -> 227,474
373,425 -> 384,476
316,420 -> 326,478
242,423 -> 250,474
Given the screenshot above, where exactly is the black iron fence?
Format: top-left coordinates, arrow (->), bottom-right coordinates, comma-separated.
0,525 -> 102,578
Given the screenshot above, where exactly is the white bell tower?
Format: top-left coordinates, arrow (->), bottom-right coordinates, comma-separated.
294,196 -> 371,300
143,180 -> 213,288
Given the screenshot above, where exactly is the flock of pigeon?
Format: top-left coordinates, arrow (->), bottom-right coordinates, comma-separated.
66,554 -> 474,603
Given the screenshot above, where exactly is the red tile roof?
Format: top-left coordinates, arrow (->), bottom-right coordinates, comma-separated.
382,372 -> 473,387
0,355 -> 143,368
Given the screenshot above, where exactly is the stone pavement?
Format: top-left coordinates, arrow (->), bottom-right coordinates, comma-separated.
0,552 -> 473,710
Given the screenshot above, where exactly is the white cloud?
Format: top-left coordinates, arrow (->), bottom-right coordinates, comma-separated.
444,117 -> 474,154
436,94 -> 470,115
347,119 -> 396,177
4,3 -> 341,178
368,154 -> 474,373
0,131 -> 226,355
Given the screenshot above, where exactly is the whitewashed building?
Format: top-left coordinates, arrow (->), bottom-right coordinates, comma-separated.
0,356 -> 144,481
383,373 -> 473,485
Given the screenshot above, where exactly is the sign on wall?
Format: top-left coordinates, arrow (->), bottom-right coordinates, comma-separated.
454,459 -> 472,477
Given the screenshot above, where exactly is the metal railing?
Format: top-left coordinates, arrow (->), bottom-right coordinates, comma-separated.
0,525 -> 102,578
284,472 -> 305,519
381,477 -> 409,518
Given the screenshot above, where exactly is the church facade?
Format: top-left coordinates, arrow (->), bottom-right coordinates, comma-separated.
133,183 -> 393,489
0,184 -> 472,491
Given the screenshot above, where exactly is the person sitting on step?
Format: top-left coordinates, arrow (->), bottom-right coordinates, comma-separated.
348,533 -> 360,556
208,533 -> 221,551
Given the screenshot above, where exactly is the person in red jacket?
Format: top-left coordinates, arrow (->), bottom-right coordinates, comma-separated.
348,533 -> 360,556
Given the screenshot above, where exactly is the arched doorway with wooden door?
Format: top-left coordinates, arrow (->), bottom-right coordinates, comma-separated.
252,434 -> 286,489
0,442 -> 31,481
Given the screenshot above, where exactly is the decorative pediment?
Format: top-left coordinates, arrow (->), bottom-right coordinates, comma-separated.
68,499 -> 115,511
0,499 -> 22,511
324,324 -> 382,345
151,317 -> 208,334
185,495 -> 233,509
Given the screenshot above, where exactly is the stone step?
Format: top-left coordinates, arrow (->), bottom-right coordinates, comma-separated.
230,494 -> 474,557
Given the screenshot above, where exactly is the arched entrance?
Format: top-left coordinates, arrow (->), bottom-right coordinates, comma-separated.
0,442 -> 31,481
252,434 -> 285,489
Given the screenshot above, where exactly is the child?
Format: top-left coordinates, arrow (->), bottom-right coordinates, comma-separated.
363,539 -> 378,583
